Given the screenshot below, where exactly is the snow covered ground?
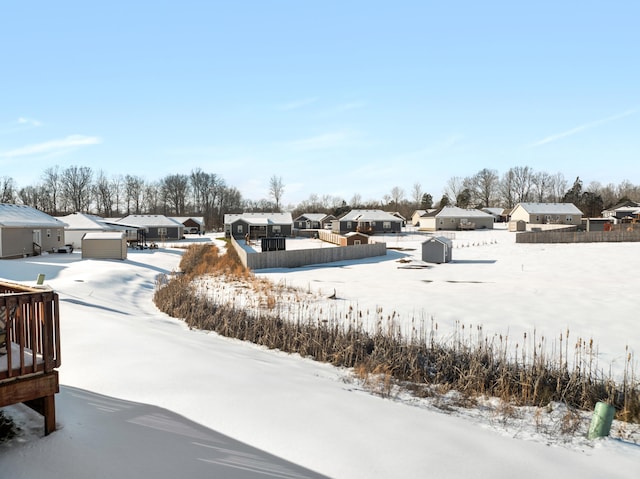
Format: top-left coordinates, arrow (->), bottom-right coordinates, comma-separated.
1,228 -> 639,478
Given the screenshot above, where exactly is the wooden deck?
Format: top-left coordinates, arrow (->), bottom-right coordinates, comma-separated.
0,281 -> 61,435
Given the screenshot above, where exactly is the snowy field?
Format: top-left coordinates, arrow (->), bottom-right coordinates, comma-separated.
1,229 -> 640,478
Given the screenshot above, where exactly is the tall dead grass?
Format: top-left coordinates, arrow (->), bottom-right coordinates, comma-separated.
154,244 -> 640,423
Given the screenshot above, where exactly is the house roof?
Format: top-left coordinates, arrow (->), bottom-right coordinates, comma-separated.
116,215 -> 184,227
224,212 -> 293,225
426,206 -> 493,218
0,203 -> 66,228
58,212 -> 110,230
482,207 -> 505,216
339,209 -> 402,222
514,202 -> 583,215
294,213 -> 329,222
170,216 -> 205,226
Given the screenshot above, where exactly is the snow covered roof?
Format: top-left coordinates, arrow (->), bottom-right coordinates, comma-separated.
115,215 -> 184,227
424,236 -> 453,246
294,213 -> 329,222
339,209 -> 402,222
224,212 -> 293,225
58,212 -> 110,230
83,232 -> 125,240
433,206 -> 494,218
0,203 -> 66,228
170,216 -> 204,225
514,203 -> 583,215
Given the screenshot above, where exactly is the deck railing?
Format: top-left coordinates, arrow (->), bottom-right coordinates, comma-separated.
0,282 -> 61,381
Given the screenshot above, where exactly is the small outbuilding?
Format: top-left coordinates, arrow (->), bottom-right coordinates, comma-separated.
81,232 -> 127,260
341,232 -> 370,246
422,236 -> 453,264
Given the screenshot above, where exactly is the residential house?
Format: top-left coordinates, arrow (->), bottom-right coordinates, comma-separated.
224,212 -> 293,239
601,200 -> 640,220
422,236 -> 453,263
0,203 -> 67,258
114,215 -> 184,241
293,213 -> 335,230
481,207 -> 507,222
411,209 -> 437,227
509,203 -> 583,226
171,216 -> 205,234
59,212 -> 117,248
419,206 -> 494,231
333,210 -> 402,235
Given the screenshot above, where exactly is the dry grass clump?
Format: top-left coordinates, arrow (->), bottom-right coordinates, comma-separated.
155,244 -> 640,425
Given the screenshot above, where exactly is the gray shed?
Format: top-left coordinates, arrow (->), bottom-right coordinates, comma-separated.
422,236 -> 452,263
81,232 -> 127,260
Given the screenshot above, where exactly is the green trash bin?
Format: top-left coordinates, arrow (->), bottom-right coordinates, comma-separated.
587,401 -> 615,439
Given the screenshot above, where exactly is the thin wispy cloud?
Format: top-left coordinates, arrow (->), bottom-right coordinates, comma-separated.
0,134 -> 102,159
18,117 -> 42,127
278,97 -> 318,111
0,117 -> 43,134
284,130 -> 359,151
529,109 -> 636,148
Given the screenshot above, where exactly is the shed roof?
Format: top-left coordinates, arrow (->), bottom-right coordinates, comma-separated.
83,232 -> 125,240
0,203 -> 66,228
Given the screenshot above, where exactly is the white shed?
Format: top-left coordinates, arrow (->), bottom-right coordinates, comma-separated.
81,232 -> 127,260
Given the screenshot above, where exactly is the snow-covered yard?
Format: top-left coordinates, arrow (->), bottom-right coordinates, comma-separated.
1,228 -> 639,478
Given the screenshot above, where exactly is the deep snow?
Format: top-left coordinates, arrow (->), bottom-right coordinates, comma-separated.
1,228 -> 639,478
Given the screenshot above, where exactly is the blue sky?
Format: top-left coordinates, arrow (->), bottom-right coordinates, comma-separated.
1,1 -> 638,206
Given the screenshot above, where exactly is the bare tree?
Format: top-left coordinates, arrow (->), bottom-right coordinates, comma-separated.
390,186 -> 405,210
269,175 -> 285,211
500,169 -> 517,208
444,176 -> 465,205
531,171 -> 552,203
161,174 -> 189,215
125,175 -> 145,214
62,165 -> 93,213
42,166 -> 62,215
411,182 -> 423,207
0,176 -> 16,203
548,172 -> 567,203
350,193 -> 362,208
94,170 -> 114,217
470,168 -> 499,207
512,166 -> 534,203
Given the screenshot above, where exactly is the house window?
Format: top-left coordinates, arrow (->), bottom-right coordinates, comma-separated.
237,225 -> 243,233
46,229 -> 51,238
439,219 -> 444,224
158,227 -> 167,237
536,215 -> 540,222
372,221 -> 376,226
347,221 -> 352,229
354,240 -> 361,245
272,225 -> 281,233
383,221 -> 391,229
566,215 -> 573,222
57,230 -> 62,242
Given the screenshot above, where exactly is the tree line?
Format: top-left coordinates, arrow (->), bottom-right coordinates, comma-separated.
1,165 -> 639,228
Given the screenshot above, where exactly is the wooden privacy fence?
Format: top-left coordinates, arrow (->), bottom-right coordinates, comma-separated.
0,281 -> 61,435
230,235 -> 387,269
516,229 -> 640,244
